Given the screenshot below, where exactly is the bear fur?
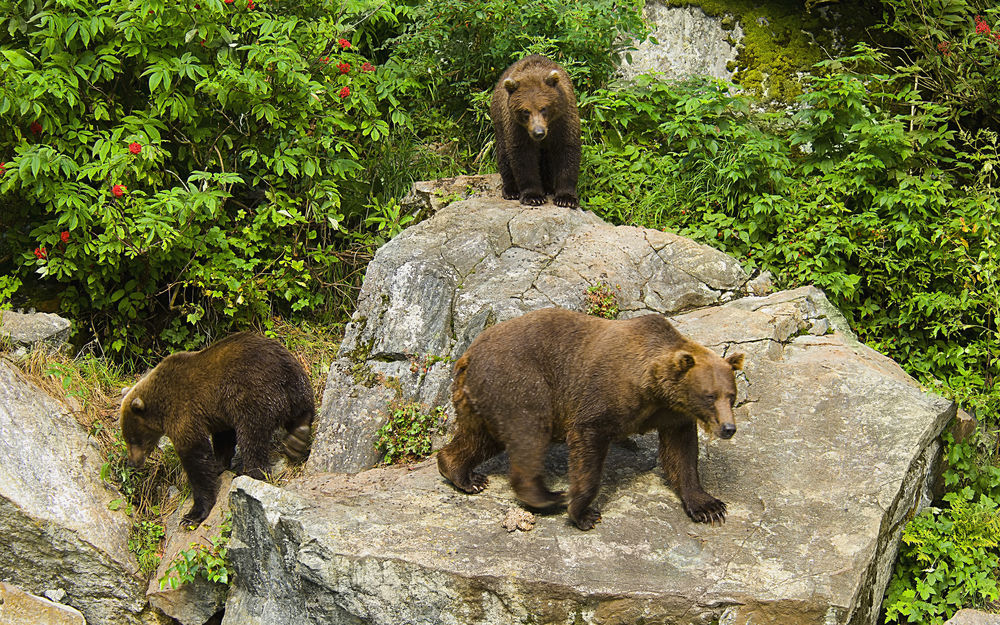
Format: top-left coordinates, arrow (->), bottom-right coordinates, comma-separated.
437,308 -> 744,530
120,332 -> 314,524
490,54 -> 581,209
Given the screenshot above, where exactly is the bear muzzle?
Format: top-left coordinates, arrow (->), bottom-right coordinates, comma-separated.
530,125 -> 547,141
720,423 -> 736,439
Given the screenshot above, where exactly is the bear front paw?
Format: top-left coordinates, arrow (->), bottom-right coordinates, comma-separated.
683,495 -> 727,525
502,189 -> 519,201
570,506 -> 602,531
553,194 -> 579,209
519,193 -> 546,206
467,472 -> 489,493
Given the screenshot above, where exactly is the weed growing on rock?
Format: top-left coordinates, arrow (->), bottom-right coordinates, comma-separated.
159,514 -> 233,589
129,520 -> 166,575
375,402 -> 446,465
584,282 -> 621,319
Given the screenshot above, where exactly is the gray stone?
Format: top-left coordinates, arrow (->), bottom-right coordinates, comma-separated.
0,582 -> 86,625
619,3 -> 743,83
0,310 -> 71,356
224,287 -> 954,625
946,610 -> 1000,625
307,197 -> 749,474
0,360 -> 153,624
146,473 -> 234,625
399,174 -> 503,218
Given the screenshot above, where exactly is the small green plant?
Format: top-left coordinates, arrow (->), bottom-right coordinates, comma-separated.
585,281 -> 620,319
159,514 -> 232,590
129,520 -> 166,575
408,352 -> 453,375
374,402 -> 446,465
883,485 -> 1000,624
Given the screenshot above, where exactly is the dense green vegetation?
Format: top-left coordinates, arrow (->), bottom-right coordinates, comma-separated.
1,0 -> 997,620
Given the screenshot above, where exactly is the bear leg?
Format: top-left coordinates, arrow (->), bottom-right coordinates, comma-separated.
566,428 -> 610,530
178,438 -> 222,525
506,434 -> 564,510
549,137 -> 580,209
235,424 -> 271,481
437,422 -> 502,494
509,141 -> 545,206
658,422 -> 727,524
495,133 -> 520,201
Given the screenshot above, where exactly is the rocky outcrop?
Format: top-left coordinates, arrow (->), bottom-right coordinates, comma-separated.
223,285 -> 954,625
0,360 -> 153,625
618,3 -> 743,82
0,310 -> 71,356
307,196 -> 750,474
946,610 -> 1000,625
0,582 -> 86,625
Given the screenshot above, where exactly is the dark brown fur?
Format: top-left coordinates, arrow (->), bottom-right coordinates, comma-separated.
121,332 -> 314,524
437,308 -> 744,530
490,55 -> 581,209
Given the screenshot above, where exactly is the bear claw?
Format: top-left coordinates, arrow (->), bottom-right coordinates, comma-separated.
553,195 -> 579,209
685,498 -> 727,525
519,194 -> 546,206
571,507 -> 602,530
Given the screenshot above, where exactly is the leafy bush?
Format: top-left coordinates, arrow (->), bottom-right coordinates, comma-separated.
0,0 -> 405,356
584,281 -> 620,319
160,513 -> 232,589
374,401 -> 445,465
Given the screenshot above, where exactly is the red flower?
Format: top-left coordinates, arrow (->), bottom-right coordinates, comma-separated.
361,62 -> 375,73
937,41 -> 950,53
338,38 -> 351,49
247,0 -> 255,8
976,18 -> 991,35
224,0 -> 233,4
60,231 -> 70,243
337,62 -> 351,74
29,121 -> 42,134
320,56 -> 329,64
33,247 -> 47,259
0,163 -> 5,176
112,184 -> 127,197
339,86 -> 350,99
129,142 -> 142,154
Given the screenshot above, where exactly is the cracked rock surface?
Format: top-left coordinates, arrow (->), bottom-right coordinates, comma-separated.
226,287 -> 954,625
308,197 -> 750,473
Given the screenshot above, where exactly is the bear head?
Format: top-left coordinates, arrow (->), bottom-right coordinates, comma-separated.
503,69 -> 565,142
646,347 -> 745,438
120,379 -> 164,468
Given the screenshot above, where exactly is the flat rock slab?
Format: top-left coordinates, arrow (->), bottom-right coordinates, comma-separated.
0,582 -> 85,625
223,287 -> 954,625
0,360 -> 149,625
946,610 -> 1000,625
308,198 -> 750,473
0,310 -> 71,355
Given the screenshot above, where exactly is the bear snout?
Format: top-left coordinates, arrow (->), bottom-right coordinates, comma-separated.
530,125 -> 547,141
720,423 -> 736,439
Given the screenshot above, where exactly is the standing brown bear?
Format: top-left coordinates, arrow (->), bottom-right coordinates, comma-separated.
437,308 -> 745,530
490,55 -> 581,209
120,332 -> 314,524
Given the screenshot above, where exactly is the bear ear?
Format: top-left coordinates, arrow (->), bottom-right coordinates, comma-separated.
503,78 -> 519,93
726,352 -> 745,371
544,70 -> 560,87
130,397 -> 145,414
675,352 -> 696,375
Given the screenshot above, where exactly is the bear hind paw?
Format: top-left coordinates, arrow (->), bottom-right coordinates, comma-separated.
570,507 -> 602,531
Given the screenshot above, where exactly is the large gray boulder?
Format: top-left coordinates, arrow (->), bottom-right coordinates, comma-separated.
223,286 -> 954,625
307,197 -> 750,473
0,360 -> 154,624
0,310 -> 71,356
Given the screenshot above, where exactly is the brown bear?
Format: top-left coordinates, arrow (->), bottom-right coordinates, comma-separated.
490,54 -> 581,209
120,332 -> 314,524
437,308 -> 744,530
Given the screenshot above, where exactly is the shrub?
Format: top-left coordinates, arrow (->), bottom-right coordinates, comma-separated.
374,401 -> 445,465
0,0 -> 404,356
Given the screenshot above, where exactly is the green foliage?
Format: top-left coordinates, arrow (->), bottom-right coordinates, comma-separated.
584,281 -> 620,319
159,514 -> 232,589
884,485 -> 1000,624
0,0 -> 406,356
382,0 -> 648,151
374,401 -> 445,465
129,520 -> 166,575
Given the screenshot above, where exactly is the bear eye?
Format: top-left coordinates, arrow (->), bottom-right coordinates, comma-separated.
540,106 -> 548,117
705,393 -> 717,403
518,110 -> 530,122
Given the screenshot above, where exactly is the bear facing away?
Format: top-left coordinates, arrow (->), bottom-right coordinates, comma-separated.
121,332 -> 314,524
490,54 -> 581,209
437,308 -> 745,530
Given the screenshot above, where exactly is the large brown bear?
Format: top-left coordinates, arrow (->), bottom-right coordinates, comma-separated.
490,55 -> 581,209
437,308 -> 744,530
120,332 -> 314,524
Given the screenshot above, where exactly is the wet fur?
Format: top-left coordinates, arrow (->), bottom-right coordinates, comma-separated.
437,308 -> 744,530
490,55 -> 581,209
121,332 -> 315,524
